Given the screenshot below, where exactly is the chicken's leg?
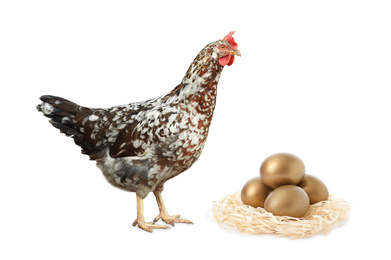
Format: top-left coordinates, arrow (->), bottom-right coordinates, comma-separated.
132,194 -> 170,232
152,191 -> 193,226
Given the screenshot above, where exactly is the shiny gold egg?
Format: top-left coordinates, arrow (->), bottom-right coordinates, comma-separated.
264,185 -> 309,218
260,153 -> 305,189
298,174 -> 329,204
241,177 -> 273,208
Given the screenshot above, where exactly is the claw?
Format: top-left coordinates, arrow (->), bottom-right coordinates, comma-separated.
153,191 -> 193,226
153,214 -> 192,226
133,218 -> 170,232
134,194 -> 170,232
153,214 -> 180,224
133,192 -> 193,232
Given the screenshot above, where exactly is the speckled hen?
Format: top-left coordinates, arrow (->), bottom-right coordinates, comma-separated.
37,32 -> 240,232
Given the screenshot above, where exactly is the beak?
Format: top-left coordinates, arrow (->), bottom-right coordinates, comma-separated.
230,49 -> 241,57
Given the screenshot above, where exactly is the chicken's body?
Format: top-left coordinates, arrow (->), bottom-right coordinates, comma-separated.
37,32 -> 240,231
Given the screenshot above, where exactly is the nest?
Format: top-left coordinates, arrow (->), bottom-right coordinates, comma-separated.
210,192 -> 351,239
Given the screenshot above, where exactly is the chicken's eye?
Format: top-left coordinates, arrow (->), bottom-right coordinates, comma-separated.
219,45 -> 225,49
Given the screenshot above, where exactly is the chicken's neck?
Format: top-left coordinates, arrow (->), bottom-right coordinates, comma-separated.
163,47 -> 224,111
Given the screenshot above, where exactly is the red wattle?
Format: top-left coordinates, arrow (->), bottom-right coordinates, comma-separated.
219,55 -> 231,66
227,56 -> 235,66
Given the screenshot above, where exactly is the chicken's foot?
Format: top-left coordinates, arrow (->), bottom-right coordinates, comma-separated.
132,194 -> 170,232
152,191 -> 193,226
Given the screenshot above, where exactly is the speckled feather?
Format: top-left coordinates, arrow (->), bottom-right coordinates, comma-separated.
37,36 -> 237,199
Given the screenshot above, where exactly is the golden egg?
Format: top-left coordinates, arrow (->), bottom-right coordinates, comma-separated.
298,174 -> 329,204
260,153 -> 305,189
241,177 -> 272,208
264,185 -> 309,218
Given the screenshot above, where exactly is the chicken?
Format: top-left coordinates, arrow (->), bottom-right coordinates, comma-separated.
37,31 -> 240,232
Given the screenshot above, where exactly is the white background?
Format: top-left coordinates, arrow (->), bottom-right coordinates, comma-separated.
1,0 -> 390,259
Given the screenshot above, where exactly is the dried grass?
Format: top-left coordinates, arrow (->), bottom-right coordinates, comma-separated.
210,192 -> 351,239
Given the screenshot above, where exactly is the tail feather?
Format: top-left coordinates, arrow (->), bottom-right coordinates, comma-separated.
37,95 -> 84,136
37,95 -> 105,159
37,95 -> 78,115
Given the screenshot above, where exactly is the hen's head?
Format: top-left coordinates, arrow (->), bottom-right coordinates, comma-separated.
211,31 -> 241,66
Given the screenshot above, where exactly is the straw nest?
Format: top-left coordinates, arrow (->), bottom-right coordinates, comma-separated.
210,192 -> 351,239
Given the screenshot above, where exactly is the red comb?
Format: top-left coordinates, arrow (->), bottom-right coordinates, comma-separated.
223,31 -> 238,49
